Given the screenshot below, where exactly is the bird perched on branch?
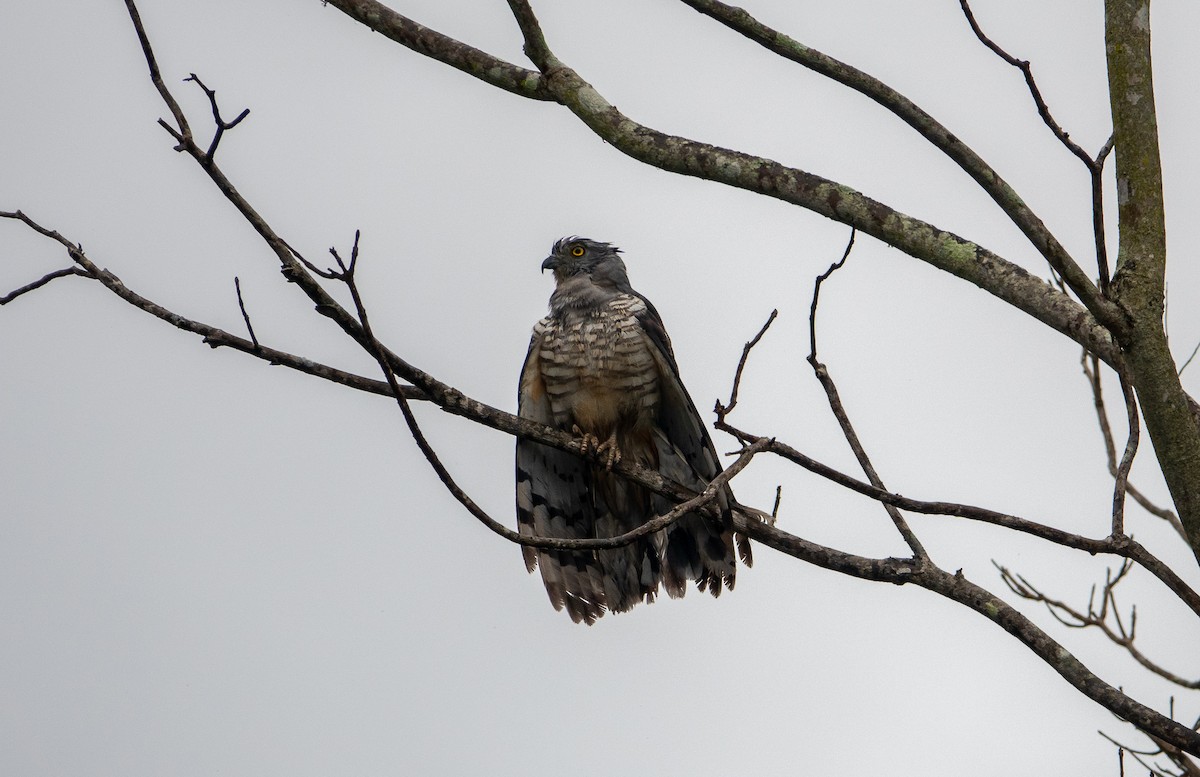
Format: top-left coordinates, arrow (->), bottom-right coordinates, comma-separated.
516,237 -> 752,624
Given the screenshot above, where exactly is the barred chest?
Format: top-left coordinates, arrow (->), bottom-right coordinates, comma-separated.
536,295 -> 660,433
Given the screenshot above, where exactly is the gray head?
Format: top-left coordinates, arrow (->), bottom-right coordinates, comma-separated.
541,237 -> 633,293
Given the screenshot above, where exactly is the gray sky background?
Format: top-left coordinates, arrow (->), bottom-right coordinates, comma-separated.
3,1 -> 1199,774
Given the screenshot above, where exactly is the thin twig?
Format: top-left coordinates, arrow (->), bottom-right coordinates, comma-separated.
808,229 -> 854,362
1083,351 -> 1188,539
1179,339 -> 1200,377
0,265 -> 89,304
997,561 -> 1200,689
1085,352 -> 1120,466
0,210 -> 414,398
960,0 -> 1122,297
678,0 -> 1123,339
1111,370 -> 1139,536
807,230 -> 928,560
718,308 -> 777,417
233,277 -> 259,349
959,0 -> 1094,167
1100,729 -> 1198,777
716,415 -> 1200,617
1093,134 -> 1116,290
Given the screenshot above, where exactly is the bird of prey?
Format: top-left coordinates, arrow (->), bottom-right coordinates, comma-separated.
516,237 -> 751,624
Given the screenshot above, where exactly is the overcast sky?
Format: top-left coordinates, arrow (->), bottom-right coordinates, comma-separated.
3,1 -> 1199,774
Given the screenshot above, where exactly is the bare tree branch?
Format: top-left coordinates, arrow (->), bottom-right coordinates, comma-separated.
958,1 -> 1120,295
1111,369 -> 1140,537
734,503 -> 1200,756
958,0 -> 1096,167
717,308 -> 777,418
679,0 -> 1124,337
1093,135 -> 1117,291
183,72 -> 250,163
233,277 -> 259,350
1084,353 -> 1187,538
805,230 -> 928,560
321,0 -> 551,100
715,415 -> 1200,618
1101,727 -> 1200,777
123,0 -> 190,145
0,209 -> 416,399
327,0 -> 1127,364
999,561 -> 1200,689
0,265 -> 89,305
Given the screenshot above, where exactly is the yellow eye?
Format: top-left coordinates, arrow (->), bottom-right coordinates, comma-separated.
570,245 -> 585,257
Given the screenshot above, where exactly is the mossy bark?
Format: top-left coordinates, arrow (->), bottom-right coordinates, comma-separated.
1106,0 -> 1200,562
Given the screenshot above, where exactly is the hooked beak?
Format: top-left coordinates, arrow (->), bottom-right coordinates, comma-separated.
540,255 -> 559,273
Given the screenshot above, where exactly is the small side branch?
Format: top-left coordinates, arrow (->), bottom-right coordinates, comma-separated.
321,0 -> 552,100
716,308 -> 777,418
1111,370 -> 1139,536
233,277 -> 260,349
1179,340 -> 1200,377
1084,353 -> 1188,540
727,512 -> 1200,756
716,416 -> 1200,617
1,209 -> 416,400
807,230 -> 854,360
679,0 -> 1123,339
1092,135 -> 1117,291
123,0 -> 191,145
1101,725 -> 1200,777
184,73 -> 250,163
998,561 -> 1200,689
959,1 -> 1119,294
959,0 -> 1093,167
0,264 -> 90,305
807,230 -> 928,561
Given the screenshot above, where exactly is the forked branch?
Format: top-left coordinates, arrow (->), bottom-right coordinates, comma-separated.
999,561 -> 1200,689
958,0 -> 1118,290
183,73 -> 250,163
680,0 -> 1122,335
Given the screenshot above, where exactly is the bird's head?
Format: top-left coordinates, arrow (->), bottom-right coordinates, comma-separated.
541,236 -> 630,291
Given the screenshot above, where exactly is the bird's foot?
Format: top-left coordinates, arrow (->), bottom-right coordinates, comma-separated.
595,431 -> 622,471
572,425 -> 622,471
